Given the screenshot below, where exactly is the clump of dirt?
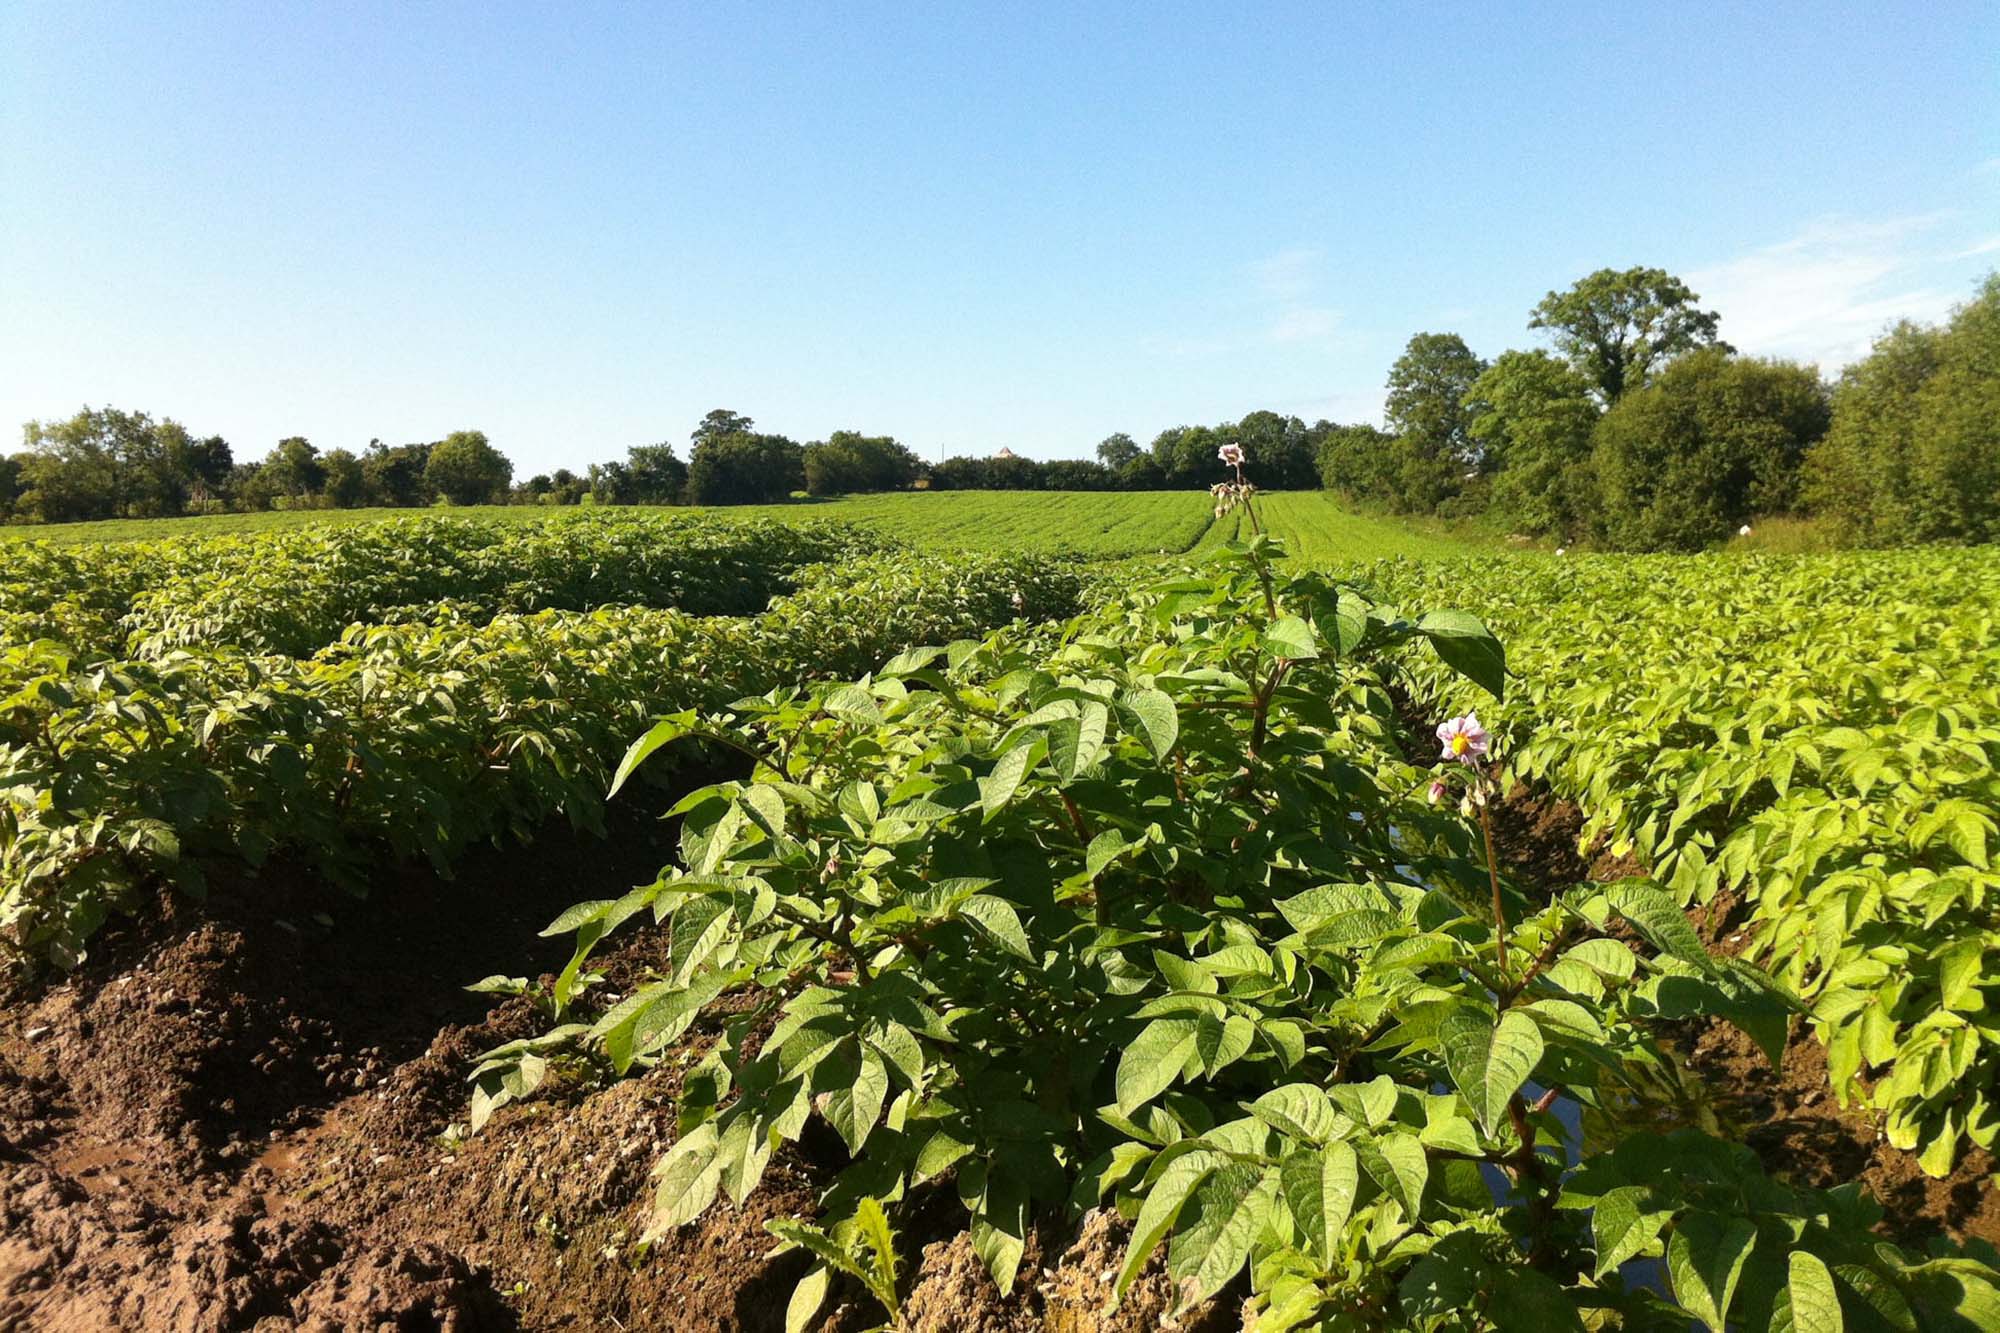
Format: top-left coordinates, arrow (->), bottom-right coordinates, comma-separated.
1682,1018 -> 2000,1250
894,1208 -> 1235,1333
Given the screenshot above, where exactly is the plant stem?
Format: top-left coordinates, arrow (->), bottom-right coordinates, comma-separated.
1477,796 -> 1508,976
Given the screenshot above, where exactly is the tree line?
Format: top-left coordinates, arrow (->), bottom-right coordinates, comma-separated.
1324,266 -> 1998,550
8,267 -> 1992,550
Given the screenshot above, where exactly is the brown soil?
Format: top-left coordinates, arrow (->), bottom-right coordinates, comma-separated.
0,773 -> 1233,1331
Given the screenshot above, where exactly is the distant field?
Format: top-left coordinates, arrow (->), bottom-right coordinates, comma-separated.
0,488 -> 1514,566
1195,490 -> 1489,564
0,490 -> 1221,559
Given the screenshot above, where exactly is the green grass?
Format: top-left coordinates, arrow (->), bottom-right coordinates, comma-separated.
0,491 -> 1218,559
1195,491 -> 1492,565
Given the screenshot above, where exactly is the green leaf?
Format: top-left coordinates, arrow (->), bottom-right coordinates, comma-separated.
1787,1250 -> 1843,1333
1357,1131 -> 1428,1218
648,1121 -> 724,1237
1280,1142 -> 1359,1265
979,738 -> 1044,818
1116,1017 -> 1201,1113
1182,1167 -> 1279,1306
785,1264 -> 832,1333
1264,615 -> 1320,661
1667,1212 -> 1757,1332
1417,610 -> 1506,701
1116,687 -> 1180,759
609,716 -> 689,798
1114,1148 -> 1223,1301
823,684 -> 885,724
1591,1186 -> 1672,1277
1440,1009 -> 1544,1134
1489,1268 -> 1586,1332
1048,702 -> 1109,783
959,894 -> 1034,962
853,1196 -> 902,1314
822,1047 -> 890,1155
1609,881 -> 1713,968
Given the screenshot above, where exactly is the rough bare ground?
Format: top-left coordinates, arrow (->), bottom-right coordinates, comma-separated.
0,777 -> 1230,1331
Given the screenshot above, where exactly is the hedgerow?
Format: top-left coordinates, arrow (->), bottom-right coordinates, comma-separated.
1380,548 -> 2000,1178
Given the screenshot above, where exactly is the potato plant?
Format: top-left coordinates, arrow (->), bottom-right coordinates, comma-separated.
519,528 -> 1999,1330
0,548 -> 1089,967
1,511 -> 879,659
1382,550 -> 2000,1176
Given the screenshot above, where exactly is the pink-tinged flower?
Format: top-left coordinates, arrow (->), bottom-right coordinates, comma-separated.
1427,778 -> 1447,804
1436,713 -> 1488,765
1010,590 -> 1025,612
1217,442 -> 1245,468
1739,524 -> 1753,537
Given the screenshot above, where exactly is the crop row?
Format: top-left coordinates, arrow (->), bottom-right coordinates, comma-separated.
494,537 -> 1999,1329
0,511 -> 876,658
1377,547 -> 2000,1176
0,551 -> 1090,966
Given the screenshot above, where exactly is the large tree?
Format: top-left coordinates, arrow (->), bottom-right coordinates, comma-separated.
265,436 -> 324,501
320,448 -> 366,508
1803,274 -> 2000,545
1095,432 -> 1140,469
686,429 -> 804,504
691,409 -> 757,449
361,440 -> 433,507
802,431 -> 921,496
1530,266 -> 1725,403
624,443 -> 690,504
1384,333 -> 1488,513
1465,350 -> 1601,535
1593,347 -> 1829,551
425,429 -> 513,505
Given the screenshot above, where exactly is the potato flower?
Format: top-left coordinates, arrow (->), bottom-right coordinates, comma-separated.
1436,713 -> 1488,765
1217,442 -> 1245,468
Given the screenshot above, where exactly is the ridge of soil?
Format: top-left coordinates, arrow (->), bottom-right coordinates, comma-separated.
0,771 -> 1231,1331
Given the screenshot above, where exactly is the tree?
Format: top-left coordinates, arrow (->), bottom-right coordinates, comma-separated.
265,436 -> 324,502
0,452 -> 21,518
1530,267 -> 1725,403
425,430 -> 513,505
321,448 -> 366,508
685,431 -> 804,505
17,407 -> 181,521
1315,424 -> 1399,504
692,409 -> 757,449
1804,274 -> 2000,545
1592,348 -> 1829,551
1383,333 -> 1488,513
1465,350 -> 1600,535
802,432 -> 922,496
1095,432 -> 1141,469
624,444 -> 690,504
229,460 -> 280,512
588,460 -> 632,505
361,440 -> 433,507
547,467 -> 587,505
182,435 -> 234,512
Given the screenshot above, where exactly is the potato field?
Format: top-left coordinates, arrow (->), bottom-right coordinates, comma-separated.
3,497 -> 1998,1332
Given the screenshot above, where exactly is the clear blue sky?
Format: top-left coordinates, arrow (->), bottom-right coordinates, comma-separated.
4,2 -> 1996,473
